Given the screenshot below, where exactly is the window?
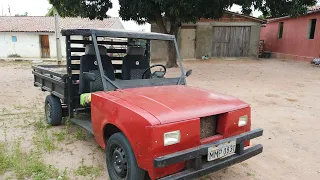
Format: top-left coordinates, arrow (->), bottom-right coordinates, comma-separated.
309,19 -> 317,39
278,22 -> 284,39
11,36 -> 17,42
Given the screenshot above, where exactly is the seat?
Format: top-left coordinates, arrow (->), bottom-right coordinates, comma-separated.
121,46 -> 151,80
79,44 -> 115,95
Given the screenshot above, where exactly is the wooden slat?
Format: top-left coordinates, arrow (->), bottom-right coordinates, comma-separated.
71,64 -> 80,70
71,64 -> 122,72
71,48 -> 85,52
113,64 -> 122,70
111,56 -> 124,60
70,48 -> 126,53
71,56 -> 124,61
70,40 -> 128,46
108,49 -> 126,53
71,56 -> 81,60
72,74 -> 80,80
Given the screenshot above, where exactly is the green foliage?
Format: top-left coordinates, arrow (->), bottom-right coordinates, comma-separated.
247,0 -> 317,18
258,14 -> 266,19
33,130 -> 56,152
75,159 -> 103,177
0,141 -> 67,180
14,12 -> 28,16
74,128 -> 89,140
46,7 -> 57,16
33,118 -> 56,152
0,143 -> 12,174
49,0 -> 112,19
53,130 -> 67,142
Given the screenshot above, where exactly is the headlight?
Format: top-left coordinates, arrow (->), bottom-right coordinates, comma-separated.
238,115 -> 248,127
164,130 -> 181,146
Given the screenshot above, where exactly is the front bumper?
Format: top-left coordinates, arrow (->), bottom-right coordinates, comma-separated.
154,129 -> 263,180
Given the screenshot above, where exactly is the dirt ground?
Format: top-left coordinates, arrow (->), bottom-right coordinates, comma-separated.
0,58 -> 320,180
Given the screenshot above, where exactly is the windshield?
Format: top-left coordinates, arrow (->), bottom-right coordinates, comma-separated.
91,36 -> 186,90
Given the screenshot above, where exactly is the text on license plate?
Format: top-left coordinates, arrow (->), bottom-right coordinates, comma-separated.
207,140 -> 236,161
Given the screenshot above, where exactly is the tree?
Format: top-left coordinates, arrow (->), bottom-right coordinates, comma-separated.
46,7 -> 57,16
15,12 -> 28,16
49,0 -> 316,68
258,14 -> 266,19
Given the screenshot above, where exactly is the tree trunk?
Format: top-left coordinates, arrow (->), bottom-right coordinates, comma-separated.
153,12 -> 180,68
165,25 -> 179,68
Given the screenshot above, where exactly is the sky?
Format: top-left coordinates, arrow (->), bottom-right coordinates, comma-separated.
0,0 -> 319,31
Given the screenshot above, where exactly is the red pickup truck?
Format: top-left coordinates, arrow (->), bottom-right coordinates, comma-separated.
32,28 -> 263,180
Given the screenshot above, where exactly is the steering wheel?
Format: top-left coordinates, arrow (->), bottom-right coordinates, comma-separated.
142,64 -> 167,79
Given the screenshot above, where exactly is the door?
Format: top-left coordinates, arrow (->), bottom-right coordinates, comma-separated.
40,35 -> 50,58
179,27 -> 196,59
212,26 -> 250,57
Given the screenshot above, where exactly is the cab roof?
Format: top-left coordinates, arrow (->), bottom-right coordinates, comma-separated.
61,28 -> 175,41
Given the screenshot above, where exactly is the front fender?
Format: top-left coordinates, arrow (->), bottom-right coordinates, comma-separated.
91,91 -> 160,171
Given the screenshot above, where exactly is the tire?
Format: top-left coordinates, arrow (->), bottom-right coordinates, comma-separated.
44,95 -> 62,126
106,132 -> 145,180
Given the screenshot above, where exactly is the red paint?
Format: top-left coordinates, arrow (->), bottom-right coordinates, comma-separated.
90,85 -> 252,179
261,12 -> 320,61
200,134 -> 224,144
111,85 -> 249,124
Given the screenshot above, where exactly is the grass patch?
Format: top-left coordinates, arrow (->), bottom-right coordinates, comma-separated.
74,128 -> 89,141
0,141 -> 68,180
33,117 -> 55,152
53,131 -> 67,142
0,143 -> 12,174
33,130 -> 56,152
33,117 -> 51,131
75,159 -> 103,178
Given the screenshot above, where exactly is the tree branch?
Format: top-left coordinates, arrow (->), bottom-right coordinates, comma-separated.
154,9 -> 168,34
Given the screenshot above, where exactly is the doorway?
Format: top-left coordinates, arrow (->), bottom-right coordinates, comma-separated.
40,35 -> 50,58
180,27 -> 196,60
212,26 -> 251,57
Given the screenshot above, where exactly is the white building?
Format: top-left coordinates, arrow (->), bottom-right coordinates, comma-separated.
0,16 -> 124,58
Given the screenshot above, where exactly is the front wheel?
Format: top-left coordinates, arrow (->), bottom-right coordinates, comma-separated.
106,132 -> 145,180
44,95 -> 62,126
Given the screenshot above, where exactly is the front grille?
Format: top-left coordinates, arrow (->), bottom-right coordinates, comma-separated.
200,115 -> 218,139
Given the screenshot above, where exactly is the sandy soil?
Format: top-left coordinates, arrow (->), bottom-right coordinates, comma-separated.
0,59 -> 320,180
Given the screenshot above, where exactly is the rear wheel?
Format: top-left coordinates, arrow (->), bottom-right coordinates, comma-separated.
45,95 -> 62,126
106,132 -> 145,180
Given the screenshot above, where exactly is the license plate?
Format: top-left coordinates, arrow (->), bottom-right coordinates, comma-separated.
207,140 -> 236,161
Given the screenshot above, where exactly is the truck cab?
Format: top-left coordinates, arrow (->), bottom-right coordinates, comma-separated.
32,28 -> 263,180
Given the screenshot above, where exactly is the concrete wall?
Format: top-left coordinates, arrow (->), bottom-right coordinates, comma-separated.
151,21 -> 262,60
262,12 -> 320,61
0,32 -> 84,58
195,25 -> 213,58
150,24 -> 169,61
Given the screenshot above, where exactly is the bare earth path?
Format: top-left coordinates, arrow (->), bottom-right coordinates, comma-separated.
0,59 -> 319,180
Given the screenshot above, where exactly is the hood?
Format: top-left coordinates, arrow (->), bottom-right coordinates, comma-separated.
110,85 -> 249,124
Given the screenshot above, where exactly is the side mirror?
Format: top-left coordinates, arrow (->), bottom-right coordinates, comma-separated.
186,69 -> 192,77
83,72 -> 96,82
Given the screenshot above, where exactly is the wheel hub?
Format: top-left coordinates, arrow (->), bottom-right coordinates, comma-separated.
111,146 -> 127,178
45,102 -> 52,122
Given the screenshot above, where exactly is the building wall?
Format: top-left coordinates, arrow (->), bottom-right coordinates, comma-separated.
260,25 -> 267,40
263,12 -> 320,61
151,21 -> 262,60
195,22 -> 261,58
0,32 -> 82,58
150,24 -> 168,61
